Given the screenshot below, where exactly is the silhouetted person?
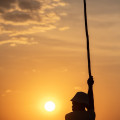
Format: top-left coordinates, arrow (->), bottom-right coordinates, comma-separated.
65,76 -> 95,120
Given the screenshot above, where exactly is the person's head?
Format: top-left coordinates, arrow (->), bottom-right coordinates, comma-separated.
71,92 -> 89,112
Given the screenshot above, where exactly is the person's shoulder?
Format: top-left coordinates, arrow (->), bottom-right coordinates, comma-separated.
65,112 -> 73,120
65,112 -> 73,117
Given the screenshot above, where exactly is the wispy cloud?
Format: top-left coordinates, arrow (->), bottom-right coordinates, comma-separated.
1,89 -> 13,97
0,37 -> 37,46
0,0 -> 68,46
5,89 -> 12,93
74,86 -> 82,90
0,0 -> 16,10
59,26 -> 70,31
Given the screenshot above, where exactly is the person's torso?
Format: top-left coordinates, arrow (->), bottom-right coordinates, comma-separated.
65,111 -> 95,120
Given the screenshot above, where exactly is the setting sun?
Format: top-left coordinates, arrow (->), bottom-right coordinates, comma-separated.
44,101 -> 56,112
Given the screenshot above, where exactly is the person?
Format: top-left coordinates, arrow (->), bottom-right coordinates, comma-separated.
65,76 -> 95,120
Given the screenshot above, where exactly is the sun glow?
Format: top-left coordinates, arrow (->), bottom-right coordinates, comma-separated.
44,101 -> 56,112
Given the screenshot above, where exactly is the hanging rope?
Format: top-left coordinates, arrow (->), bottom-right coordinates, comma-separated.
83,0 -> 92,78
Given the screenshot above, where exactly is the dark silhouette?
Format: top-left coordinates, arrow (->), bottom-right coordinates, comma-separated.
65,77 -> 95,120
65,0 -> 96,119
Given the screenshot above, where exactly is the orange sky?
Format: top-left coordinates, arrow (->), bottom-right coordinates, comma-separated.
0,0 -> 120,120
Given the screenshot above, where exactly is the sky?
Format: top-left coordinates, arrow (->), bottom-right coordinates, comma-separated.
0,0 -> 120,120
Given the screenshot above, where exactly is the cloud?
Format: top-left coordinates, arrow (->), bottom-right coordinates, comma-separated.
1,89 -> 12,97
3,10 -> 33,22
0,9 -> 5,13
5,89 -> 12,93
0,11 -> 61,35
59,26 -> 70,31
0,0 -> 16,10
74,86 -> 82,90
0,0 -> 41,11
59,12 -> 67,16
0,0 -> 66,23
32,69 -> 37,73
18,0 -> 41,11
0,37 -> 37,46
0,0 -> 67,26
0,0 -> 67,46
62,68 -> 68,72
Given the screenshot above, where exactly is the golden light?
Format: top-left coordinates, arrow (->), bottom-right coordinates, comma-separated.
44,101 -> 56,112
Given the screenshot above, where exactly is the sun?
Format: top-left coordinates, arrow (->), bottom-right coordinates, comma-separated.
44,101 -> 56,112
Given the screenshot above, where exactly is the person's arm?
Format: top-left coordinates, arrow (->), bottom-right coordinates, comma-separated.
87,76 -> 94,111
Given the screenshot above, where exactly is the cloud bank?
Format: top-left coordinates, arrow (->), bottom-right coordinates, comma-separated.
0,0 -> 67,46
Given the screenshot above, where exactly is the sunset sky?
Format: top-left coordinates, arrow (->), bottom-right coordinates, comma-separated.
0,0 -> 120,120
